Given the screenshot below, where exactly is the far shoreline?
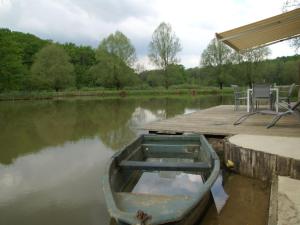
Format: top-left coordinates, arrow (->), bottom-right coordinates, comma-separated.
0,87 -> 233,101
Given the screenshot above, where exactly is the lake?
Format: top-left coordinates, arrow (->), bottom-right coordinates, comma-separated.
0,95 -> 269,225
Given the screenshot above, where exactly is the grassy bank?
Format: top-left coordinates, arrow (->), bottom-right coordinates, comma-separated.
0,87 -> 233,101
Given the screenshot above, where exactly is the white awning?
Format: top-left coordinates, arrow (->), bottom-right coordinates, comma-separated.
216,8 -> 300,51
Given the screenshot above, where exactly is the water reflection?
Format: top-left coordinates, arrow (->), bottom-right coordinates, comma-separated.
0,137 -> 113,225
132,157 -> 204,196
201,174 -> 270,225
0,95 -> 232,225
0,96 -> 231,164
133,172 -> 203,196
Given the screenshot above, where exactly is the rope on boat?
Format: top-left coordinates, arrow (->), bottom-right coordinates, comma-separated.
135,210 -> 152,225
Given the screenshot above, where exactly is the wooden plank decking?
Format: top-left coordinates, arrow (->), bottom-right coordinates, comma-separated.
143,105 -> 300,137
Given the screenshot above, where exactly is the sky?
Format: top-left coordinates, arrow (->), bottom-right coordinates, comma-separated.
0,0 -> 298,69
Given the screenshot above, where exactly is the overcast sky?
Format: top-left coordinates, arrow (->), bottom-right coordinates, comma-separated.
0,0 -> 297,69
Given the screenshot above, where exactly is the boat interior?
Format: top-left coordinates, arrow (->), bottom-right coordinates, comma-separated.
108,135 -> 216,216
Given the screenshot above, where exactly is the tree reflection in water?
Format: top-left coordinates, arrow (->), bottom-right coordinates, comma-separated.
0,96 -> 231,164
0,95 -> 232,225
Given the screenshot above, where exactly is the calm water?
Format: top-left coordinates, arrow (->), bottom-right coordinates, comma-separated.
0,95 -> 269,225
201,174 -> 270,225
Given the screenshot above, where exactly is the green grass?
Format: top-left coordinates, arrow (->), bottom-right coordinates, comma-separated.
0,87 -> 234,101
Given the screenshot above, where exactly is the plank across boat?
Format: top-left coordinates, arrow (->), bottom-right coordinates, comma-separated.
103,134 -> 220,225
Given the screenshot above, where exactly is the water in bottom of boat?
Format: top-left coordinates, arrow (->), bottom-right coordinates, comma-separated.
131,158 -> 204,197
132,171 -> 204,197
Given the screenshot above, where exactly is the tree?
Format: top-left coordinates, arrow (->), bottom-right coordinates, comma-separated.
241,47 -> 271,86
140,69 -> 164,87
283,0 -> 300,99
10,31 -> 49,69
0,30 -> 26,91
242,47 -> 271,64
63,43 -> 96,89
283,0 -> 300,52
98,31 -> 136,67
201,38 -> 233,89
30,44 -> 74,91
88,50 -> 138,89
148,22 -> 182,89
0,28 -> 49,69
166,64 -> 186,85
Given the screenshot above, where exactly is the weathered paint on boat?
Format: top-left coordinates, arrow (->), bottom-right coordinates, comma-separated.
103,134 -> 220,225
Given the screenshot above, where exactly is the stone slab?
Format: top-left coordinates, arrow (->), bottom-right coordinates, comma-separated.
277,176 -> 300,225
229,134 -> 300,160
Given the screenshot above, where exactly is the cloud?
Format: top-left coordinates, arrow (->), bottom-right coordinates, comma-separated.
0,0 -> 296,68
70,0 -> 156,23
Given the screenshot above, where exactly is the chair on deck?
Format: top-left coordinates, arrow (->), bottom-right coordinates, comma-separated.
279,83 -> 295,106
251,84 -> 273,111
234,100 -> 300,128
231,85 -> 247,110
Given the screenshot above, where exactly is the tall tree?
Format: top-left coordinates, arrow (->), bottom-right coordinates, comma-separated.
98,31 -> 136,67
166,64 -> 186,85
148,22 -> 182,89
241,47 -> 271,86
63,43 -> 96,89
201,38 -> 233,89
0,28 -> 49,69
0,30 -> 25,91
30,44 -> 74,91
283,0 -> 300,99
282,1 -> 300,51
88,50 -> 138,89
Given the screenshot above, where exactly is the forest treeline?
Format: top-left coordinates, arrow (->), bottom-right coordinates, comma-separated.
0,28 -> 299,93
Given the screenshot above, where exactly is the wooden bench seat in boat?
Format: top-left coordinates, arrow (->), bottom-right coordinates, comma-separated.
119,160 -> 211,172
142,144 -> 200,159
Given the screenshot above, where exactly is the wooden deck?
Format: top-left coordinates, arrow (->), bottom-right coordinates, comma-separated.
143,105 -> 300,137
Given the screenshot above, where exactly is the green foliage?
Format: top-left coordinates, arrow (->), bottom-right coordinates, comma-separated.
148,22 -> 182,89
201,38 -> 273,88
185,67 -> 208,86
88,50 -> 139,89
187,55 -> 300,87
63,43 -> 96,88
149,22 -> 181,69
243,47 -> 271,63
140,69 -> 164,87
241,48 -> 271,86
0,30 -> 26,92
98,31 -> 136,67
166,64 -> 186,85
0,28 -> 299,94
0,28 -> 49,68
201,38 -> 234,89
94,32 -> 139,89
30,44 -> 74,91
0,28 -> 49,92
201,38 -> 233,67
140,64 -> 186,87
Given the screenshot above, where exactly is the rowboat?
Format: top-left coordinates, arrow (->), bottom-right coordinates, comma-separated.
103,134 -> 220,225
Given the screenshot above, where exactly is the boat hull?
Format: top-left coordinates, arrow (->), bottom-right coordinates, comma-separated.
110,193 -> 211,225
103,134 -> 220,225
